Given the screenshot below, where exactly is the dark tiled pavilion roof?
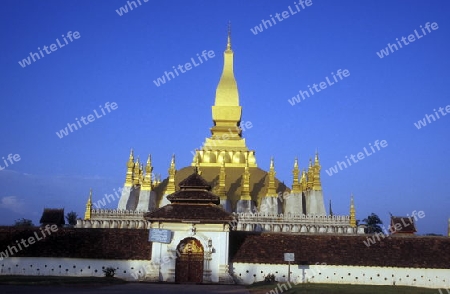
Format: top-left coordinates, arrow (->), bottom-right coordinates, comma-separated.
390,216 -> 417,234
178,171 -> 211,189
145,171 -> 234,224
167,172 -> 220,205
39,208 -> 65,226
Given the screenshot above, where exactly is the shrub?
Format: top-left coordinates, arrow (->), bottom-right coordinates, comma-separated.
264,273 -> 276,283
103,266 -> 116,278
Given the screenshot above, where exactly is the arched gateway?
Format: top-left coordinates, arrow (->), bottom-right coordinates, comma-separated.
144,171 -> 235,283
175,237 -> 204,283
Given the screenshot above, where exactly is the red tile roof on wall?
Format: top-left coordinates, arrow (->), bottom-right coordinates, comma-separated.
1,228 -> 449,267
39,208 -> 65,226
0,227 -> 151,260
229,232 -> 450,268
390,217 -> 417,234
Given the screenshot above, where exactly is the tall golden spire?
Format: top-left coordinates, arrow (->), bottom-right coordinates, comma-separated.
292,157 -> 301,193
218,161 -> 226,199
313,151 -> 322,191
133,156 -> 141,185
165,154 -> 176,195
195,25 -> 257,169
300,169 -> 307,191
241,161 -> 251,200
215,21 -> 238,106
84,188 -> 92,220
350,194 -> 356,228
267,157 -> 277,197
307,158 -> 314,190
125,149 -> 134,187
142,154 -> 153,191
206,23 -> 246,151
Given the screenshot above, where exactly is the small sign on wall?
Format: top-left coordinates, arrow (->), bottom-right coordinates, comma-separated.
284,253 -> 295,262
149,228 -> 172,244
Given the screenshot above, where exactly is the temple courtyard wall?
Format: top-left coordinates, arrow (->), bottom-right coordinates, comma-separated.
0,227 -> 449,288
231,263 -> 450,288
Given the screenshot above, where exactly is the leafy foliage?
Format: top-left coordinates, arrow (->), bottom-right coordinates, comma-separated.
65,211 -> 78,226
102,266 -> 116,278
264,273 -> 276,283
362,213 -> 383,234
14,218 -> 34,227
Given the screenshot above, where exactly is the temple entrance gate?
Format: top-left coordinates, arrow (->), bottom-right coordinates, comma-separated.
175,237 -> 204,283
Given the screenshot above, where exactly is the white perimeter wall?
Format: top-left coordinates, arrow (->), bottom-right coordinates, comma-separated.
0,257 -> 152,281
2,258 -> 449,289
231,263 -> 450,289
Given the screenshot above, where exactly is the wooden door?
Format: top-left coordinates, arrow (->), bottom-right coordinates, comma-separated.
175,237 -> 204,284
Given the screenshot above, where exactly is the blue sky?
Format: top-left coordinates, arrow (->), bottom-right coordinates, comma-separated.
1,1 -> 449,234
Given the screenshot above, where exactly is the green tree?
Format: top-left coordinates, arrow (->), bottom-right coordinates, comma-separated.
65,211 -> 78,226
361,213 -> 383,234
14,218 -> 34,227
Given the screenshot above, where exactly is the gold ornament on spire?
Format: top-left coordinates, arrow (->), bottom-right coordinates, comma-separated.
166,154 -> 176,195
313,151 -> 322,191
84,188 -> 92,220
125,149 -> 134,187
142,154 -> 153,191
267,157 -> 277,197
292,157 -> 301,193
133,156 -> 141,185
307,158 -> 314,190
350,194 -> 356,228
300,169 -> 307,191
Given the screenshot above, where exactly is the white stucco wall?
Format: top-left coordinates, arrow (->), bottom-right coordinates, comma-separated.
231,263 -> 450,289
2,258 -> 449,289
0,257 -> 153,281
